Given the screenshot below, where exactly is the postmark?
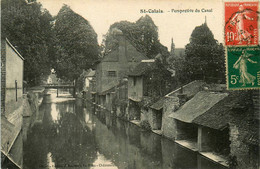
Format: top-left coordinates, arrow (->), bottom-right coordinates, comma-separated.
224,1 -> 259,46
226,46 -> 260,90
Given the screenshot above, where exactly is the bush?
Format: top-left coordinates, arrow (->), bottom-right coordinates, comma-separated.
140,120 -> 151,131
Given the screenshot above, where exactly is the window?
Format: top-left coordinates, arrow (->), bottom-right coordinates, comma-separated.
108,71 -> 116,77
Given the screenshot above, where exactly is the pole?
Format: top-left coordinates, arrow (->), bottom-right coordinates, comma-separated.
15,80 -> 17,102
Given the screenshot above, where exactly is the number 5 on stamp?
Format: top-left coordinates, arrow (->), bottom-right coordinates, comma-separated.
225,1 -> 259,46
226,46 -> 260,90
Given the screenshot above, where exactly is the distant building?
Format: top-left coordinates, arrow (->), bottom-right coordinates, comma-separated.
127,59 -> 173,122
96,29 -> 148,94
174,48 -> 185,58
47,73 -> 58,85
128,59 -> 156,102
82,69 -> 96,101
127,60 -> 156,120
169,38 -> 185,59
84,69 -> 95,91
95,29 -> 148,106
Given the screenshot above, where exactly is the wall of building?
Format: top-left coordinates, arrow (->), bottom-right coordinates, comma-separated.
152,109 -> 163,130
1,39 -> 7,114
96,61 -> 119,93
128,76 -> 143,101
5,42 -> 23,90
2,39 -> 24,116
198,126 -> 212,152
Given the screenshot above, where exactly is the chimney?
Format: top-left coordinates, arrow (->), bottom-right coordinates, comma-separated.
111,28 -> 128,67
177,86 -> 188,106
111,28 -> 125,47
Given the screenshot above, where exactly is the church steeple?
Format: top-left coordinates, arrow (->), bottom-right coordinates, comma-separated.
205,16 -> 207,25
170,38 -> 175,56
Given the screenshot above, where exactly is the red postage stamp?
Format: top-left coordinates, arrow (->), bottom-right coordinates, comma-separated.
225,1 -> 259,46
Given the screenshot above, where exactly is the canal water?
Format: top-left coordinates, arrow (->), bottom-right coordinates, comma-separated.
23,91 -> 227,169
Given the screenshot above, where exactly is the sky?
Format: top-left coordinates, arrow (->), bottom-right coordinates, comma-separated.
38,0 -> 224,49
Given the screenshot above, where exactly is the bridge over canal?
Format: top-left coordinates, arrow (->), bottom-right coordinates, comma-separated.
42,84 -> 76,97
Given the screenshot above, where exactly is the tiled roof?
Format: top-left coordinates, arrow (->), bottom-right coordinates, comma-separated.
150,97 -> 165,111
102,50 -> 119,62
99,81 -> 127,95
169,91 -> 228,123
193,91 -> 252,130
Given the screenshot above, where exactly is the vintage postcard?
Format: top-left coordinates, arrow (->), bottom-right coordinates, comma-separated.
1,0 -> 259,169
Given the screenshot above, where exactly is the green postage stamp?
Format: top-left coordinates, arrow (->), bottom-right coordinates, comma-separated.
226,46 -> 260,90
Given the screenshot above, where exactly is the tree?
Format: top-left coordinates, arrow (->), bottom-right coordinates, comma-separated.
54,5 -> 99,81
183,23 -> 225,83
1,0 -> 56,86
102,15 -> 169,61
145,59 -> 175,97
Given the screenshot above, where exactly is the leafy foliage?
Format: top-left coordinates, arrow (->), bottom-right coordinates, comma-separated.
102,15 -> 169,62
179,23 -> 225,84
144,59 -> 175,97
1,0 -> 56,85
54,5 -> 100,81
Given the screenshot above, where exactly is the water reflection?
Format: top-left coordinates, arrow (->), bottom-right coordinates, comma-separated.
24,94 -> 227,169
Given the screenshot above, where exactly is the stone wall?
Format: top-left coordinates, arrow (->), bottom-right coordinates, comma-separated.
162,96 -> 179,139
141,108 -> 162,130
229,123 -> 258,169
128,100 -> 141,120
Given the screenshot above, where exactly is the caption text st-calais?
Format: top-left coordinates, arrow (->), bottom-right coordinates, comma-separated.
140,8 -> 213,14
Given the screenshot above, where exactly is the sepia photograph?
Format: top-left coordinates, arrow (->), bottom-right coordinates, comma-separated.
1,0 -> 259,168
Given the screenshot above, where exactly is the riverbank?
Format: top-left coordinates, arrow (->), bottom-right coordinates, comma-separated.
1,87 -> 45,168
